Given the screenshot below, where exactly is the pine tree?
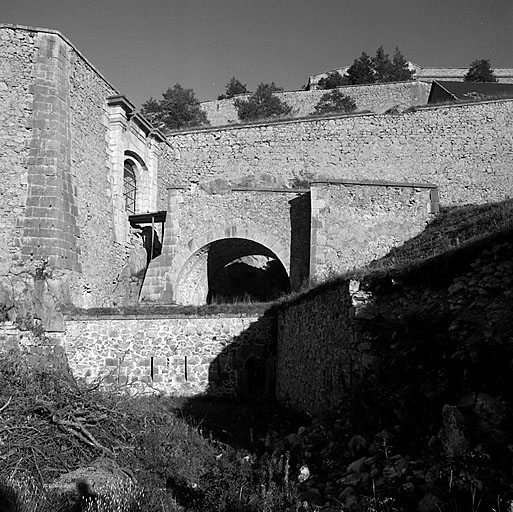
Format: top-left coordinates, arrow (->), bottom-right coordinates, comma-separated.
390,47 -> 415,81
373,46 -> 394,82
345,52 -> 376,85
234,82 -> 292,121
218,77 -> 249,100
140,97 -> 162,126
464,59 -> 498,83
141,84 -> 209,131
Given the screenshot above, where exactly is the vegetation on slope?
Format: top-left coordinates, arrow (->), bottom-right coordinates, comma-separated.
0,353 -> 302,511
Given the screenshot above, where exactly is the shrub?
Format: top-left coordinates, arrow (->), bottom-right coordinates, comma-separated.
317,70 -> 348,90
234,82 -> 292,121
312,90 -> 357,115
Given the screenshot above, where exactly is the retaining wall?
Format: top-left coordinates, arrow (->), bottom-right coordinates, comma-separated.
311,181 -> 438,278
276,230 -> 513,414
0,312 -> 275,396
200,81 -> 430,126
163,100 -> 513,208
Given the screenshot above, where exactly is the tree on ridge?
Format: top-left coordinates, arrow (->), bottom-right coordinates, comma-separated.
464,59 -> 498,83
141,84 -> 209,131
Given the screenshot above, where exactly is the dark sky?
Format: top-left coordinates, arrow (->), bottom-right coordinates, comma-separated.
3,0 -> 512,106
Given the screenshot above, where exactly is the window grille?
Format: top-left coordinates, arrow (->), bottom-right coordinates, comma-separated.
123,160 -> 137,214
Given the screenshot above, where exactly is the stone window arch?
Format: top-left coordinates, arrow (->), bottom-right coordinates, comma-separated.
123,159 -> 137,214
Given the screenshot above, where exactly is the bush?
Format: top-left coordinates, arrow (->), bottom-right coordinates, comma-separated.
234,82 -> 292,121
312,90 -> 357,115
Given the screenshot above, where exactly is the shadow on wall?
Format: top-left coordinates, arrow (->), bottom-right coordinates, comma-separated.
204,311 -> 278,399
176,309 -> 280,448
289,192 -> 311,291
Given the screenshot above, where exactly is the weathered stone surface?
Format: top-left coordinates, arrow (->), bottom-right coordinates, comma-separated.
160,100 -> 513,212
47,457 -> 134,499
200,81 -> 431,126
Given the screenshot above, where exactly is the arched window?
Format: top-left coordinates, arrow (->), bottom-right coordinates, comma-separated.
123,160 -> 137,214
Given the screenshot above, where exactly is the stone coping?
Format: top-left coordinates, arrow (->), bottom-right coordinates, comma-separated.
64,312 -> 266,321
167,186 -> 309,193
311,179 -> 437,189
165,97 -> 513,137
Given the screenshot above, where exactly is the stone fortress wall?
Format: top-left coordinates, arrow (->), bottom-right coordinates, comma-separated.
2,24 -> 513,401
0,24 -> 165,313
200,81 -> 430,127
277,232 -> 513,413
163,99 -> 513,210
0,311 -> 275,396
310,181 -> 438,279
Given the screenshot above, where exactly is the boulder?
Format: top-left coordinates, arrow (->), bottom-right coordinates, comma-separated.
47,457 -> 135,504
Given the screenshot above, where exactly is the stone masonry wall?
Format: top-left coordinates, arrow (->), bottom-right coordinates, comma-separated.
276,283 -> 357,413
0,27 -> 37,276
0,25 -> 149,309
142,186 -> 309,303
311,181 -> 437,279
67,40 -> 127,307
0,313 -> 275,396
22,32 -> 80,271
276,230 -> 513,414
162,100 -> 513,208
200,81 -> 430,126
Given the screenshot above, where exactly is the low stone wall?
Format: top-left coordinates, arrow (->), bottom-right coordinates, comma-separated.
276,284 -> 358,413
51,312 -> 275,395
200,81 -> 430,126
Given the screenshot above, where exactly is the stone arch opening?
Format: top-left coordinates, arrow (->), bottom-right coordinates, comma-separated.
175,238 -> 291,305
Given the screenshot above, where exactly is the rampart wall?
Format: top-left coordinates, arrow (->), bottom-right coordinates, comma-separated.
163,100 -> 513,208
0,25 -> 163,311
276,231 -> 513,414
200,81 -> 430,126
0,27 -> 36,277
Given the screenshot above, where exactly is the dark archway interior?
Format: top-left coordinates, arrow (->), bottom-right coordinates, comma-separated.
206,238 -> 290,304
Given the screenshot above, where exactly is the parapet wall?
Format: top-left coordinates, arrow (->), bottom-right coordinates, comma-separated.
200,81 -> 430,126
164,100 -> 513,208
